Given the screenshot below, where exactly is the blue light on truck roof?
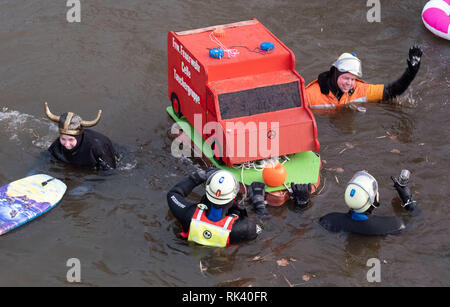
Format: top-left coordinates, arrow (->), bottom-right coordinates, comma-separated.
209,48 -> 224,59
260,42 -> 274,51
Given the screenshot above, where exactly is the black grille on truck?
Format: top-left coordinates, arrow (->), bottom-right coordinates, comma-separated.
218,81 -> 301,120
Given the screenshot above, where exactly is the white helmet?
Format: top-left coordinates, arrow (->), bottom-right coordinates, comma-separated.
205,170 -> 239,205
344,171 -> 378,213
332,53 -> 362,78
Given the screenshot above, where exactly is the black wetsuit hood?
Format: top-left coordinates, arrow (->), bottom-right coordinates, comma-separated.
317,66 -> 349,101
48,129 -> 116,170
60,133 -> 84,156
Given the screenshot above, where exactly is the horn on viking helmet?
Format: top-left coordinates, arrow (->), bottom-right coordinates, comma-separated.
44,102 -> 60,123
81,110 -> 102,127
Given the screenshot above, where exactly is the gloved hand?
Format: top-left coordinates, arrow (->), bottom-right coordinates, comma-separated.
205,166 -> 219,180
97,157 -> 114,171
290,183 -> 311,208
391,176 -> 416,211
248,182 -> 268,216
407,45 -> 422,74
190,166 -> 218,184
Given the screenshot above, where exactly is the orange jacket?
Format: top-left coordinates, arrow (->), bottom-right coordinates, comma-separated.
305,79 -> 384,109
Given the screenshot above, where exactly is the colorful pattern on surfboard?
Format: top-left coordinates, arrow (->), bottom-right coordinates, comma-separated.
0,174 -> 66,235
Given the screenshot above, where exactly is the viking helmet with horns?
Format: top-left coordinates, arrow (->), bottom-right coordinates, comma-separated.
44,102 -> 102,135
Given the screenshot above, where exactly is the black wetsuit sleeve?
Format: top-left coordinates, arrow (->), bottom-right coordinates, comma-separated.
383,46 -> 422,100
391,176 -> 418,212
166,175 -> 204,232
92,138 -> 117,170
383,66 -> 419,100
229,216 -> 259,243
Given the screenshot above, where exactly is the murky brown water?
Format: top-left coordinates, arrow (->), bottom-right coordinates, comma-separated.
0,0 -> 448,286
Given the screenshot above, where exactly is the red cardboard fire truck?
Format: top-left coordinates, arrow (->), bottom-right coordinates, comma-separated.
167,18 -> 319,168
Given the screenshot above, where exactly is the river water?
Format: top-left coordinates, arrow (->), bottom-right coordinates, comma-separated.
0,0 -> 448,286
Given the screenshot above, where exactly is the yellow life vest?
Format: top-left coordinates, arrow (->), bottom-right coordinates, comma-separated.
187,204 -> 237,247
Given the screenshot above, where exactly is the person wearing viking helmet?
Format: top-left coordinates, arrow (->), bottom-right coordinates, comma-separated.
44,102 -> 117,170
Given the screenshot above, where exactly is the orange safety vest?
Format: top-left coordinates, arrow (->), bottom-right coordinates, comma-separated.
181,204 -> 238,247
305,79 -> 384,109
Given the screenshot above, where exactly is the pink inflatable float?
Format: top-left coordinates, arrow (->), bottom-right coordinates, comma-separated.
422,0 -> 450,40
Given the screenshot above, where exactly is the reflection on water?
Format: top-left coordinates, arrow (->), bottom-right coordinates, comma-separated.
0,0 -> 449,286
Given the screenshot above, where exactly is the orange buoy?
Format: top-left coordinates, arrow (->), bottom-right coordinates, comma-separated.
262,162 -> 287,187
213,27 -> 226,38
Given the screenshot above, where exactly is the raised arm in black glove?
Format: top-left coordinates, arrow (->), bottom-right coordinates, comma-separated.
391,175 -> 417,211
290,183 -> 311,208
248,182 -> 268,216
189,166 -> 219,184
383,45 -> 423,100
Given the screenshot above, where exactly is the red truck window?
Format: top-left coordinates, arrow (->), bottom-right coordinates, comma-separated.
218,81 -> 301,120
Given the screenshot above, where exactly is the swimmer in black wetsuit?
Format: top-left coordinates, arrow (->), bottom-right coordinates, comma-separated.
167,168 -> 265,247
318,170 -> 418,236
44,102 -> 117,170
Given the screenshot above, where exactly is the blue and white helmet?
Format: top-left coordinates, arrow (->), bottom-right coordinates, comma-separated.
344,171 -> 378,213
205,170 -> 239,205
